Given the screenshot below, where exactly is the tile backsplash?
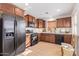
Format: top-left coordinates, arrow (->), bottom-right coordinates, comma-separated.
55,28 -> 72,33
26,28 -> 44,33
26,27 -> 72,33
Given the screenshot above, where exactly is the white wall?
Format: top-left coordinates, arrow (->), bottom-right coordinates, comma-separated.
71,3 -> 79,56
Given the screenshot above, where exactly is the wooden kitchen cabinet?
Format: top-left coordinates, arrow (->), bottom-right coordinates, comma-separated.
64,35 -> 72,44
45,34 -> 55,43
14,7 -> 24,17
27,15 -> 35,23
57,17 -> 71,28
39,20 -> 43,28
39,33 -> 55,43
57,18 -> 64,28
63,17 -> 71,28
26,34 -> 31,47
24,15 -> 29,26
48,21 -> 56,29
29,15 -> 33,22
35,19 -> 39,28
38,19 -> 45,28
0,3 -> 15,14
0,3 -> 24,17
24,14 -> 35,27
40,33 -> 46,41
24,15 -> 45,28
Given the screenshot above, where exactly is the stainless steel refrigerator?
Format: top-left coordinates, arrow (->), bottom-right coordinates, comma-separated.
0,13 -> 26,56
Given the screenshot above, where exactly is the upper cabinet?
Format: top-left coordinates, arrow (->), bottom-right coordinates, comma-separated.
0,3 -> 24,17
0,3 -> 15,14
48,21 -> 57,29
38,19 -> 45,28
24,15 -> 29,26
24,15 -> 45,28
63,17 -> 71,27
14,7 -> 24,17
24,15 -> 36,27
57,17 -> 71,28
35,19 -> 39,28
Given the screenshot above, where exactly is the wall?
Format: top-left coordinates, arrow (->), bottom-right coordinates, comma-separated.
71,3 -> 79,56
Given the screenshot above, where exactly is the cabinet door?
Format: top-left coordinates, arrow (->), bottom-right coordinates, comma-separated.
64,35 -> 72,44
35,19 -> 39,28
57,17 -> 71,28
48,21 -> 56,29
40,34 -> 45,41
38,20 -> 45,28
29,15 -> 33,22
15,7 -> 24,17
57,19 -> 63,28
0,3 -> 15,14
26,34 -> 31,47
49,35 -> 55,43
45,34 -> 55,43
24,15 -> 29,27
64,17 -> 71,28
39,20 -> 42,28
43,21 -> 45,28
45,34 -> 50,42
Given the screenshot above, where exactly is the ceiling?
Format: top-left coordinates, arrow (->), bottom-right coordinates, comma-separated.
13,3 -> 75,21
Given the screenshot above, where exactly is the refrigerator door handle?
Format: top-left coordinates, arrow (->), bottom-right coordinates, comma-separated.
15,20 -> 17,26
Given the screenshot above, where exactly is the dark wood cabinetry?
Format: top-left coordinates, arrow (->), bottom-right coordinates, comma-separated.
57,18 -> 63,28
38,33 -> 72,44
14,7 -> 24,17
24,16 -> 45,28
29,15 -> 33,22
0,3 -> 24,17
48,21 -> 56,29
39,33 -> 55,43
26,34 -> 31,48
24,15 -> 35,27
37,19 -> 45,28
64,35 -> 72,44
24,15 -> 29,26
0,3 -> 15,14
57,17 -> 71,28
35,19 -> 39,28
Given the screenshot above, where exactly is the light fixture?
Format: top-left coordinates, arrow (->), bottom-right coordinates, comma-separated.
57,9 -> 61,12
25,3 -> 29,6
48,18 -> 56,21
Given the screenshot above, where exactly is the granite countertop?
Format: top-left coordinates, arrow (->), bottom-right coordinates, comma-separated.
34,32 -> 72,35
26,32 -> 72,35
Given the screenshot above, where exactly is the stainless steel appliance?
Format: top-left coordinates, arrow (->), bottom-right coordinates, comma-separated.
0,13 -> 26,56
31,33 -> 38,46
55,35 -> 64,45
28,22 -> 35,28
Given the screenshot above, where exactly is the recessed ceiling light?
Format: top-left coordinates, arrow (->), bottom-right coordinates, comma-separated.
48,18 -> 56,21
57,9 -> 61,12
25,3 -> 29,6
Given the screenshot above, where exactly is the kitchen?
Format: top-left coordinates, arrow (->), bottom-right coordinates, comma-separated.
0,3 -> 78,56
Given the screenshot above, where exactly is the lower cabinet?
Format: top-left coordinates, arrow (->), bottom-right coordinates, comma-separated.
39,33 -> 55,43
64,35 -> 72,44
26,34 -> 31,47
39,33 -> 72,44
45,34 -> 55,43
